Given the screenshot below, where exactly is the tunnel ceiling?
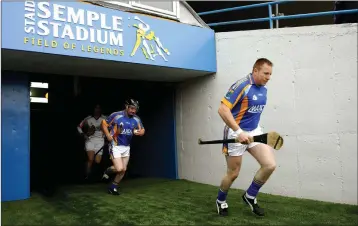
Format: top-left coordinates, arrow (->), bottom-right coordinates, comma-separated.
2,50 -> 211,82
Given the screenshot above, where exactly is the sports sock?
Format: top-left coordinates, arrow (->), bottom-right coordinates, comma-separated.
109,181 -> 119,189
217,189 -> 228,203
246,178 -> 264,199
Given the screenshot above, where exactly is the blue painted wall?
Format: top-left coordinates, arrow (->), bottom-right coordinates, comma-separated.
2,1 -> 217,73
129,85 -> 177,179
1,72 -> 31,202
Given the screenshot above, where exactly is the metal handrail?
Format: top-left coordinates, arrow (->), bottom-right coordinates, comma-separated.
197,1 -> 358,29
197,1 -> 291,16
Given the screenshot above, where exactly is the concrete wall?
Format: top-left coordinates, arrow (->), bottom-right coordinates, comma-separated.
176,23 -> 358,205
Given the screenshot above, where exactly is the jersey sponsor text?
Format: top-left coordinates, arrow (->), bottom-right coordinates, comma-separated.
247,105 -> 265,113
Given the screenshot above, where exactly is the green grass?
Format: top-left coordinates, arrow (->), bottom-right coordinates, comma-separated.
2,178 -> 358,225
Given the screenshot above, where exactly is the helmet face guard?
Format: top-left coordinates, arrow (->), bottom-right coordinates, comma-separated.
125,99 -> 140,111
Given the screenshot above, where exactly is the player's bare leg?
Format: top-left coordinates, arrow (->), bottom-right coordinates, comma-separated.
102,144 -> 116,180
112,156 -> 129,183
108,157 -> 125,195
88,149 -> 103,180
108,156 -> 129,193
95,154 -> 102,164
103,165 -> 115,179
216,155 -> 242,216
242,144 -> 276,217
102,160 -> 121,181
85,151 -> 95,179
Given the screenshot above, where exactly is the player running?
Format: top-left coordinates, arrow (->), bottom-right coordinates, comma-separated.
216,58 -> 276,217
77,104 -> 107,180
100,99 -> 145,195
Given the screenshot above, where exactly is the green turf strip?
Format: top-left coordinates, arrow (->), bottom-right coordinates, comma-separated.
2,178 -> 357,225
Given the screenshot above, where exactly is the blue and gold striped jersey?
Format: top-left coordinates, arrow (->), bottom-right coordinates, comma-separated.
221,73 -> 267,131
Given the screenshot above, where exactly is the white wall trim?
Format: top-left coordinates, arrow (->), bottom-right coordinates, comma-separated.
94,0 -> 180,20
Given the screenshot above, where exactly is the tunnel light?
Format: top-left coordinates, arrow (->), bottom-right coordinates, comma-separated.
30,97 -> 48,103
31,82 -> 48,89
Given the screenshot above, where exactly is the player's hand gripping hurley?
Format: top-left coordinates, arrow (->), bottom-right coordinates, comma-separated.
198,131 -> 284,150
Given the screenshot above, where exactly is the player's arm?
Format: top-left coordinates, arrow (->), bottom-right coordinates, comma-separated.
218,81 -> 250,132
101,119 -> 113,141
218,103 -> 240,131
112,122 -> 118,140
101,114 -> 115,141
134,116 -> 145,136
77,116 -> 89,136
135,122 -> 145,136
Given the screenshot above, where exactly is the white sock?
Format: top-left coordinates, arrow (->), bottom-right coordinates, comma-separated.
245,192 -> 255,200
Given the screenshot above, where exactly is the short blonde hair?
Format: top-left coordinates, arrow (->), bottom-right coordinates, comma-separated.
253,58 -> 273,71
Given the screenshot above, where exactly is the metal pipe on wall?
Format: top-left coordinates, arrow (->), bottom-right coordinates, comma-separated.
276,3 -> 279,28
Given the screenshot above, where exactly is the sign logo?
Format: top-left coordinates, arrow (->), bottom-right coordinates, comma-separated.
130,16 -> 170,62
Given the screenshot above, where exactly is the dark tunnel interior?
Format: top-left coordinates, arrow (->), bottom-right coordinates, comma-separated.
28,73 -> 177,196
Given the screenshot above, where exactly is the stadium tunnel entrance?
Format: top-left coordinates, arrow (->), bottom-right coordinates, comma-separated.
2,49 -> 210,197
